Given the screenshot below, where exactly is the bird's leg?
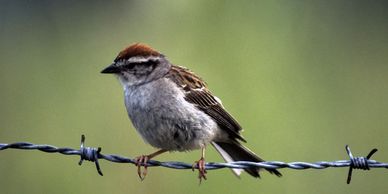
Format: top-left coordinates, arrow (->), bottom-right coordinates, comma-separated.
192,146 -> 207,183
135,149 -> 166,181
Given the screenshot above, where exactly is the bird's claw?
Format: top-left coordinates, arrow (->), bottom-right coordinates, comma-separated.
192,157 -> 207,183
135,155 -> 149,181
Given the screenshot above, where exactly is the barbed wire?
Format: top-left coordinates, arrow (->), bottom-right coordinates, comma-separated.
0,135 -> 387,184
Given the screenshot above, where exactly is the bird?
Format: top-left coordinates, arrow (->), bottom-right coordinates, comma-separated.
101,43 -> 281,181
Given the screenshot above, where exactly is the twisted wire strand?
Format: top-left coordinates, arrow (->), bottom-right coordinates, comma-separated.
1,135 -> 387,184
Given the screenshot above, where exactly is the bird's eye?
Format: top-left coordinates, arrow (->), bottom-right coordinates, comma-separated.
135,60 -> 157,67
124,60 -> 157,70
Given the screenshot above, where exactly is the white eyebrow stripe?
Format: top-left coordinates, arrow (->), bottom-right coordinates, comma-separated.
126,56 -> 161,64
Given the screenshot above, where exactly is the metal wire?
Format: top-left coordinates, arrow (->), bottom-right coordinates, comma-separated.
0,135 -> 387,184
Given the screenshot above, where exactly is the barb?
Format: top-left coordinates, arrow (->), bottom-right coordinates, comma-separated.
0,135 -> 387,184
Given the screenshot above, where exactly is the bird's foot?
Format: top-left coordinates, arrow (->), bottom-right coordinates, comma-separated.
135,155 -> 149,181
192,157 -> 207,183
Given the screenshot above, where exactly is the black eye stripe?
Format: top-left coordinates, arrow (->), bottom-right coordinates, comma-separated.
135,61 -> 156,66
123,60 -> 157,71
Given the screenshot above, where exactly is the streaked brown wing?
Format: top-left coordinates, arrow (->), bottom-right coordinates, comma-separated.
167,65 -> 246,142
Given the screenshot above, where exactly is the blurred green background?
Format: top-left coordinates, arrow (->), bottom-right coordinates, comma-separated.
1,0 -> 387,193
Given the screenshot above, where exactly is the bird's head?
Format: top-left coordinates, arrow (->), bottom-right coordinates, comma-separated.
101,43 -> 171,86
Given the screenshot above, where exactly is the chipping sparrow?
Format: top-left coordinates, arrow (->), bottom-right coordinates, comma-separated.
101,43 -> 281,181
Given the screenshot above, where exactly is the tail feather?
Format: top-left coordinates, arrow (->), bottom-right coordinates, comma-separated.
212,141 -> 282,178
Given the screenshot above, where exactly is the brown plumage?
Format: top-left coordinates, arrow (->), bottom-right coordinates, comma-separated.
114,43 -> 160,62
166,65 -> 246,143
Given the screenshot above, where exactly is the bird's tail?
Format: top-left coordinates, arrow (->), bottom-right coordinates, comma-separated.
211,141 -> 282,178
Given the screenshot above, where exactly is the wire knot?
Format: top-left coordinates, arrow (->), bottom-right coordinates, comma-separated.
78,135 -> 103,176
345,145 -> 378,184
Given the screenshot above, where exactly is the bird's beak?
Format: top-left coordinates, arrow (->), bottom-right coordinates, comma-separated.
101,63 -> 120,74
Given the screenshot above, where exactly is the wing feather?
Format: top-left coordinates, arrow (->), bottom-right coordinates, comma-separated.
167,65 -> 246,142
